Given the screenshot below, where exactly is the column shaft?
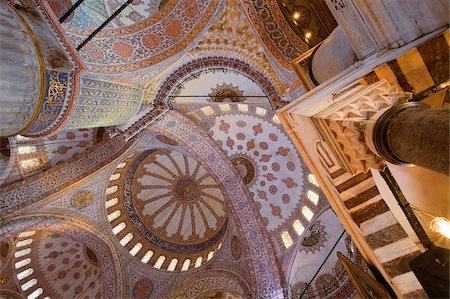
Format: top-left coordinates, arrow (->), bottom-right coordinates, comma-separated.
386,106 -> 449,175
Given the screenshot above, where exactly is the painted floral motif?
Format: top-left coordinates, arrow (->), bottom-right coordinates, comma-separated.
142,33 -> 160,50
208,83 -> 246,103
112,41 -> 133,58
206,110 -> 307,232
165,19 -> 182,38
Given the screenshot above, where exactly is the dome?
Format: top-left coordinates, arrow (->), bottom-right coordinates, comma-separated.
105,149 -> 227,271
12,224 -> 118,299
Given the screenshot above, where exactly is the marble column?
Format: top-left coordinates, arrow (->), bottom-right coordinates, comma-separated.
0,3 -> 43,137
369,103 -> 450,175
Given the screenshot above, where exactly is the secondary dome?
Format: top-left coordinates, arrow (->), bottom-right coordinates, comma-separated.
105,149 -> 227,271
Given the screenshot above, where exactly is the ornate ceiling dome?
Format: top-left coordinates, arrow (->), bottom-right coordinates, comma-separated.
105,149 -> 227,271
12,224 -> 118,299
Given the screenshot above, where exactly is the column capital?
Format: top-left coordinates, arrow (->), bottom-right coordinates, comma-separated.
365,102 -> 424,165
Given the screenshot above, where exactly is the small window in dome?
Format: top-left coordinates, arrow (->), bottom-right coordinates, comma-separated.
256,107 -> 267,116
16,135 -> 29,140
154,256 -> 165,269
20,158 -> 40,169
141,250 -> 153,264
107,210 -> 121,222
16,239 -> 32,247
116,162 -> 126,168
167,258 -> 178,271
105,197 -> 119,209
109,173 -> 121,181
201,106 -> 214,116
106,185 -> 118,195
27,287 -> 43,299
181,259 -> 190,271
219,104 -> 230,112
15,248 -> 31,258
272,115 -> 281,124
293,220 -> 305,236
194,256 -> 202,268
281,231 -> 293,248
21,278 -> 37,291
207,251 -> 214,261
112,222 -> 126,235
308,174 -> 319,186
18,231 -> 35,238
15,258 -> 31,269
218,242 -> 223,250
130,243 -> 142,256
302,206 -> 314,221
17,268 -> 33,280
238,104 -> 248,112
307,190 -> 319,205
120,233 -> 133,246
18,146 -> 37,154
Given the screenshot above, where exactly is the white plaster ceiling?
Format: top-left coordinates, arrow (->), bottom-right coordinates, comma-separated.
172,70 -> 270,105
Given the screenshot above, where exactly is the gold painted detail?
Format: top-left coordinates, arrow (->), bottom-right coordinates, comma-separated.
71,190 -> 94,208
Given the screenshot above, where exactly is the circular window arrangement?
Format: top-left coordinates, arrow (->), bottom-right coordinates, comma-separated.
105,149 -> 227,271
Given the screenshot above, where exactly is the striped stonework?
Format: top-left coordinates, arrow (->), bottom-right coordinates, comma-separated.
361,30 -> 449,108
316,142 -> 427,298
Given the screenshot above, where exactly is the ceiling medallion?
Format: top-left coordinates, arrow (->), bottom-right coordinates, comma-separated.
208,83 -> 246,103
231,155 -> 257,185
173,176 -> 200,202
71,190 -> 94,208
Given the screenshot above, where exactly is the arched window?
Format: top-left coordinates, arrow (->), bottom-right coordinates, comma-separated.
107,210 -> 121,222
238,104 -> 248,112
194,256 -> 203,268
15,258 -> 31,269
17,268 -> 33,280
154,256 -> 165,269
293,220 -> 305,236
105,197 -> 119,208
167,258 -> 178,271
207,251 -> 214,261
272,115 -> 281,124
308,174 -> 319,187
27,287 -> 43,299
219,104 -> 230,112
302,206 -> 314,221
109,173 -> 121,181
201,106 -> 214,116
15,248 -> 31,258
20,278 -> 37,291
20,159 -> 40,169
256,107 -> 267,116
18,146 -> 37,154
119,233 -> 133,246
129,243 -> 142,256
141,250 -> 154,264
106,185 -> 118,195
181,259 -> 190,271
16,239 -> 32,247
18,231 -> 35,238
112,222 -> 126,235
116,162 -> 126,168
307,190 -> 319,205
281,231 -> 293,248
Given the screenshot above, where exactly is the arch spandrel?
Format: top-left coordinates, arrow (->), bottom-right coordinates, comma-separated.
141,110 -> 283,297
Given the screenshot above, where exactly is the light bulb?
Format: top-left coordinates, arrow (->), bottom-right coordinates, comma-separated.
305,32 -> 312,39
293,12 -> 300,20
430,217 -> 450,239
